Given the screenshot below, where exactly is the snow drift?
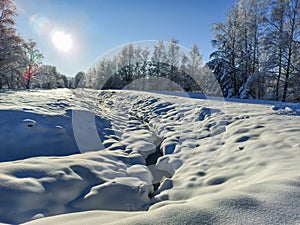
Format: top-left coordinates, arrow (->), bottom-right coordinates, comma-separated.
0,89 -> 298,225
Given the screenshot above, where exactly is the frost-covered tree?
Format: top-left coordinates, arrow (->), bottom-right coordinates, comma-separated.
180,53 -> 189,72
22,39 -> 43,89
31,65 -> 67,89
151,40 -> 168,77
117,43 -> 134,82
140,47 -> 150,78
209,0 -> 300,101
97,59 -> 116,89
167,38 -> 180,79
85,41 -> 206,93
281,0 -> 300,102
0,0 -> 23,89
236,0 -> 268,99
208,4 -> 240,97
74,71 -> 85,88
263,0 -> 289,100
188,44 -> 203,78
263,0 -> 300,101
208,0 -> 280,100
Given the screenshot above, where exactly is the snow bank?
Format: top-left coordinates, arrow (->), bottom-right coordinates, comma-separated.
0,89 -> 298,224
272,102 -> 300,116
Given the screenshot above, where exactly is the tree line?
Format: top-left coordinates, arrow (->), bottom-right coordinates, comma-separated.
208,0 -> 300,102
82,40 -> 220,95
0,0 -> 79,90
83,0 -> 300,102
1,0 -> 300,102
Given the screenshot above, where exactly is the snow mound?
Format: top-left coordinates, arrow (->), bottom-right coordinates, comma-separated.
272,102 -> 300,116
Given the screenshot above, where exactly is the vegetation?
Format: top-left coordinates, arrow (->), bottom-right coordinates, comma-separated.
0,0 -> 299,102
0,0 -> 70,90
83,41 -> 218,94
208,0 -> 300,102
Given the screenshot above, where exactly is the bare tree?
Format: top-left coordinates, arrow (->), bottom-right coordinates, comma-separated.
22,39 -> 43,89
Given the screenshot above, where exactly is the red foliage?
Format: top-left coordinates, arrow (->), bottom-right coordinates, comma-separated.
22,65 -> 39,81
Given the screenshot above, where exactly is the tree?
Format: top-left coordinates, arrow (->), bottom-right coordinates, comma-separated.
281,0 -> 300,102
60,74 -> 68,88
0,0 -> 20,65
263,0 -> 300,101
209,0 -> 268,99
140,47 -> 150,78
236,0 -> 268,99
208,4 -> 240,97
117,44 -> 134,82
74,71 -> 85,88
84,40 -> 207,93
0,0 -> 23,89
264,0 -> 289,100
151,40 -> 168,77
188,44 -> 203,78
22,39 -> 43,89
167,38 -> 180,79
32,65 -> 56,89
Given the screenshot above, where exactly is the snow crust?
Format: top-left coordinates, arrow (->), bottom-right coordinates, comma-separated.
0,89 -> 298,224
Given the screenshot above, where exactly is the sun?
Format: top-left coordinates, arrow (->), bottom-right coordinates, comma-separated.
51,31 -> 72,52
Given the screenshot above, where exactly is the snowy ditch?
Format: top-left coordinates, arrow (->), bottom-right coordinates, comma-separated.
0,89 -> 251,223
83,90 -> 230,202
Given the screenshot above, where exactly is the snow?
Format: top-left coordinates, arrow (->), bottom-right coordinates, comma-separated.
0,88 -> 299,224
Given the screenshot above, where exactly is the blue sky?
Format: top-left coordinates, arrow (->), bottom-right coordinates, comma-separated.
15,0 -> 236,77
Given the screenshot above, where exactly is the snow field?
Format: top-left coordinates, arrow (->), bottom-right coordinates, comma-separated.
0,89 -> 298,224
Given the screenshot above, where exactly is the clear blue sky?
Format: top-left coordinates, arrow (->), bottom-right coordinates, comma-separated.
15,0 -> 236,77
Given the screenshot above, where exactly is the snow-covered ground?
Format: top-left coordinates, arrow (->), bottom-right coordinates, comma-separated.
0,88 -> 299,225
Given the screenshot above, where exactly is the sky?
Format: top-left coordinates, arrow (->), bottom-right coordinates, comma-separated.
15,0 -> 236,77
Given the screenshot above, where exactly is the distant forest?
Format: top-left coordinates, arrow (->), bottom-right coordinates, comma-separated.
1,0 -> 300,102
82,41 -> 220,96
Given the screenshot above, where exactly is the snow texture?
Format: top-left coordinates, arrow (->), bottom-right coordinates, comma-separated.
0,89 -> 298,225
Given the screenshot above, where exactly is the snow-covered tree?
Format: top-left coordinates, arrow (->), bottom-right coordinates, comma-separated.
208,4 -> 240,97
188,44 -> 203,78
281,0 -> 300,102
263,0 -> 300,101
0,0 -> 23,89
22,39 -> 43,89
235,0 -> 268,99
117,44 -> 134,82
84,41 -> 208,93
74,71 -> 85,88
209,0 -> 271,99
263,0 -> 288,100
140,47 -> 150,78
31,65 -> 67,89
151,40 -> 168,77
167,38 -> 180,78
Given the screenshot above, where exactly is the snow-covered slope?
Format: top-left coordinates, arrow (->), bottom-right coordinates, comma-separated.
0,89 -> 299,225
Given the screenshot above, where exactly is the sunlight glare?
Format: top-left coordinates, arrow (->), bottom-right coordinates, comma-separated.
51,31 -> 72,52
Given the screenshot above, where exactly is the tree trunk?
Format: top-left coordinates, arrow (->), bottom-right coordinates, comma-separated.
276,50 -> 283,101
26,79 -> 30,89
282,0 -> 298,102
